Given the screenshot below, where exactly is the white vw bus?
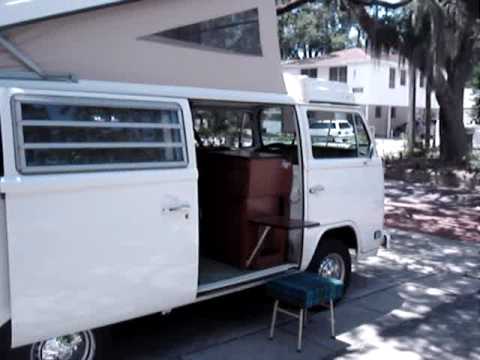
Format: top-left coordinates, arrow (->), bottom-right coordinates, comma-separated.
0,76 -> 385,359
0,1 -> 384,359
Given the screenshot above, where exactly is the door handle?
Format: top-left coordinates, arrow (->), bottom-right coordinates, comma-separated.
309,185 -> 325,194
162,203 -> 191,213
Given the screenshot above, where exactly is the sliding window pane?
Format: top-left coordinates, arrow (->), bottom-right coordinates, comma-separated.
21,104 -> 180,124
23,127 -> 182,143
25,147 -> 184,167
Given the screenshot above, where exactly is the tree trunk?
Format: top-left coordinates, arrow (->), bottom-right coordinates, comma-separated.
407,64 -> 416,153
436,85 -> 468,163
425,77 -> 432,150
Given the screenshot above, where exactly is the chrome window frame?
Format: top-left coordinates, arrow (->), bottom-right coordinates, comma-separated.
307,109 -> 370,160
352,112 -> 373,158
11,94 -> 189,174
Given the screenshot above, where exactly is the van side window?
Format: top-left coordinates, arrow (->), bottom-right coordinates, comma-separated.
193,108 -> 253,148
307,110 -> 357,159
13,96 -> 187,173
354,114 -> 372,157
260,107 -> 296,145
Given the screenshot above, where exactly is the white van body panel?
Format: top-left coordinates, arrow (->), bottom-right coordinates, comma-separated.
1,88 -> 199,347
0,79 -> 383,347
299,104 -> 384,262
0,80 -> 294,106
0,198 -> 10,328
300,221 -> 363,271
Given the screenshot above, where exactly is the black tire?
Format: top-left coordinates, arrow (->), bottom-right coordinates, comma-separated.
7,328 -> 112,360
0,322 -> 10,360
307,238 -> 352,294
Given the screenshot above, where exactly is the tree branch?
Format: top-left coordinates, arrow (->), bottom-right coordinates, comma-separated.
348,0 -> 413,9
276,0 -> 317,15
276,0 -> 413,16
339,0 -> 403,52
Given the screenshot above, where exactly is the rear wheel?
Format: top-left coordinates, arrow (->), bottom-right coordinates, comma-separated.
307,238 -> 352,294
8,329 -> 111,360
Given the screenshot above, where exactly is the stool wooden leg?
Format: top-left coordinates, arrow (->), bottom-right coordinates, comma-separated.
329,299 -> 336,339
304,308 -> 308,326
269,300 -> 279,340
297,308 -> 304,352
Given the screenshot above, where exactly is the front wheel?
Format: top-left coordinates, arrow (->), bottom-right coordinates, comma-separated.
307,239 -> 352,294
8,328 -> 111,360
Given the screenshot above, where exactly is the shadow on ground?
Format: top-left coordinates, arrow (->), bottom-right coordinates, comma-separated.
385,180 -> 480,242
110,229 -> 480,360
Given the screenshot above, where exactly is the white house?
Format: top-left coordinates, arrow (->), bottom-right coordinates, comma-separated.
283,48 -> 440,138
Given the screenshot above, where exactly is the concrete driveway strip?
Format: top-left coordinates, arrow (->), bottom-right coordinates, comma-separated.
115,228 -> 480,360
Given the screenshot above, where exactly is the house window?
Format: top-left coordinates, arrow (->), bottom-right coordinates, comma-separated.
400,70 -> 406,86
140,8 -> 262,56
301,68 -> 318,78
389,68 -> 396,88
375,106 -> 382,118
329,66 -> 347,83
391,107 -> 397,119
13,96 -> 188,173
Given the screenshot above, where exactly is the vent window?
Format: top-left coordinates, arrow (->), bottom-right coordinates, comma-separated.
140,8 -> 262,56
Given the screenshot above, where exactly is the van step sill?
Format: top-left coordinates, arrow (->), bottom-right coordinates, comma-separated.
197,263 -> 298,295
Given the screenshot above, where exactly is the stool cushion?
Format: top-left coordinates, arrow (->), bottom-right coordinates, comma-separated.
266,273 -> 344,308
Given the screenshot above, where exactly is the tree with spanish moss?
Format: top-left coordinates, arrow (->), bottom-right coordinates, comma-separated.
277,0 -> 356,59
278,0 -> 480,162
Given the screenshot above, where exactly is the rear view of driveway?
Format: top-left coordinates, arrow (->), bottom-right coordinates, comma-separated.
113,228 -> 480,360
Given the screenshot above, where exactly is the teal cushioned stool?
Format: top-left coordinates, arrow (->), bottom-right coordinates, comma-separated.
266,272 -> 344,352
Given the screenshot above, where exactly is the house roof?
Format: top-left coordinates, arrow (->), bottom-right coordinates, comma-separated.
283,48 -> 401,68
0,0 -> 128,29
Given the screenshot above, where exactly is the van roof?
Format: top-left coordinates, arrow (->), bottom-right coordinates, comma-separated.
0,79 -> 296,105
0,0 -> 128,29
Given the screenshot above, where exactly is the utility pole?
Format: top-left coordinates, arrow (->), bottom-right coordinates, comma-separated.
407,63 -> 417,153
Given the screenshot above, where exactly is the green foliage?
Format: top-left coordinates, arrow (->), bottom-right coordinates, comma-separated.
340,0 -> 479,161
277,0 -> 356,59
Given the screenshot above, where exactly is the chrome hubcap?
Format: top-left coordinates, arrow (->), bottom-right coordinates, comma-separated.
318,253 -> 345,281
31,331 -> 95,360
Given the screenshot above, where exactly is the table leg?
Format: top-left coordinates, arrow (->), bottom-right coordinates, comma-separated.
245,225 -> 271,267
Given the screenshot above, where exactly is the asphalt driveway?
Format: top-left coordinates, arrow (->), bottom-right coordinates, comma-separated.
110,228 -> 480,359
